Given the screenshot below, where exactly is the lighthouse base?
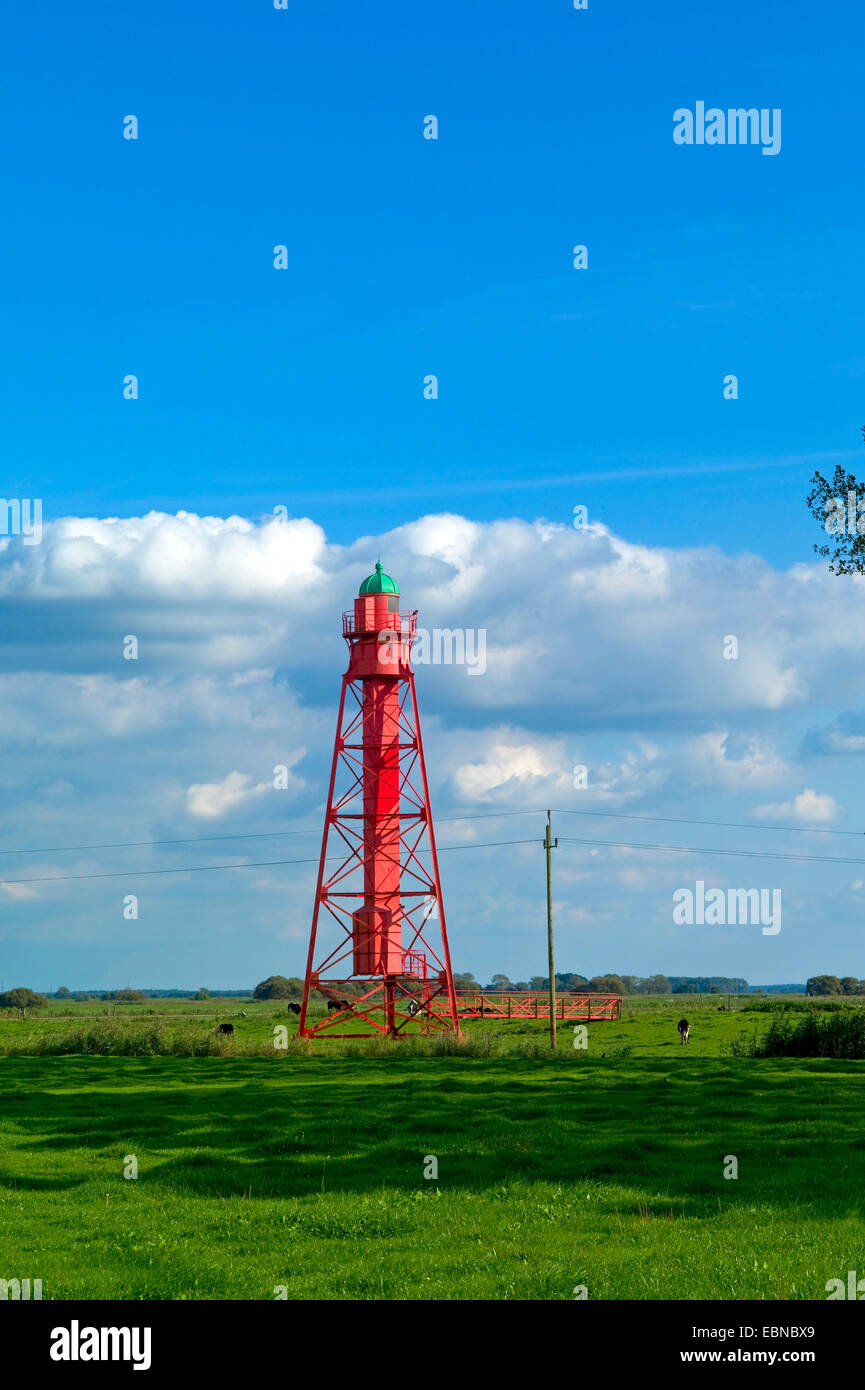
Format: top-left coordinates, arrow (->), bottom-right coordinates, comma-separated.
300,971 -> 456,1040
299,667 -> 460,1042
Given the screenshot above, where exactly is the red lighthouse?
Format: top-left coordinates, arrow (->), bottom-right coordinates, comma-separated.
299,563 -> 459,1039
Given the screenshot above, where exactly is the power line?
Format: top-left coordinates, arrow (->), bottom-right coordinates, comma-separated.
0,809 -> 543,859
559,835 -> 865,867
0,804 -> 857,862
2,803 -> 860,882
551,807 -> 862,837
0,828 -> 322,857
1,854 -> 322,885
0,838 -> 540,887
7,825 -> 865,886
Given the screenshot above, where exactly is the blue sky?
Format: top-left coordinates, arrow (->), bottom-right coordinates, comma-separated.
4,0 -> 863,555
1,1 -> 864,991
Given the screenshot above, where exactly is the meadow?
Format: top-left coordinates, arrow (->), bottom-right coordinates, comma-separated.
0,996 -> 863,1300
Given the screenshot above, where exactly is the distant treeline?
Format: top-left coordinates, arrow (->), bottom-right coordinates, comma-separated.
804,975 -> 865,996
20,974 -> 861,1005
454,973 -> 752,996
460,974 -> 859,997
43,988 -> 249,1002
748,983 -> 806,994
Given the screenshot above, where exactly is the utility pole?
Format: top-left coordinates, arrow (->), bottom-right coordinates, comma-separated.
545,810 -> 558,1049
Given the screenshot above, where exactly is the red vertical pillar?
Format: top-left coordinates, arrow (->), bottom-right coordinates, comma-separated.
353,676 -> 402,974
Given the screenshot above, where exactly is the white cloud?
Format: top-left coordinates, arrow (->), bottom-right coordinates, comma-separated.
0,881 -> 38,901
2,506 -> 865,984
752,789 -> 840,824
809,722 -> 865,755
454,741 -> 572,801
684,732 -> 790,791
1,507 -> 863,725
0,511 -> 328,599
186,771 -> 273,820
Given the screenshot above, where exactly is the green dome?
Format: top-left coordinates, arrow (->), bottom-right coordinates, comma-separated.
359,561 -> 399,596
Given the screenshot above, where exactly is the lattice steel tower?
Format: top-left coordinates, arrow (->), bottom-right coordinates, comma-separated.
299,563 -> 459,1039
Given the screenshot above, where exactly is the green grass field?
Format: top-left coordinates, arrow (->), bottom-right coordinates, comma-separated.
1,998 -> 863,1300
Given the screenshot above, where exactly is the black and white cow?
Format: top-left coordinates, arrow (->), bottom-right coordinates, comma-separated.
677,1018 -> 690,1045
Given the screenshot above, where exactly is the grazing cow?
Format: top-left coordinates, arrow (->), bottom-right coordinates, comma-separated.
327,999 -> 351,1013
216,1022 -> 234,1035
677,1018 -> 690,1045
287,1002 -> 301,1015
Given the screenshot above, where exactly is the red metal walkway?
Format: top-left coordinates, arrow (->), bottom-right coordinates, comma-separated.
431,991 -> 622,1022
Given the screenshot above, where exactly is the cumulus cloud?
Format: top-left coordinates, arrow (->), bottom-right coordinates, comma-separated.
0,511 -> 328,599
0,881 -> 38,901
185,771 -> 273,820
683,732 -> 791,791
454,741 -> 572,801
752,789 -> 840,824
1,507 -> 862,724
2,506 -> 865,984
450,731 -> 668,807
804,714 -> 865,756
